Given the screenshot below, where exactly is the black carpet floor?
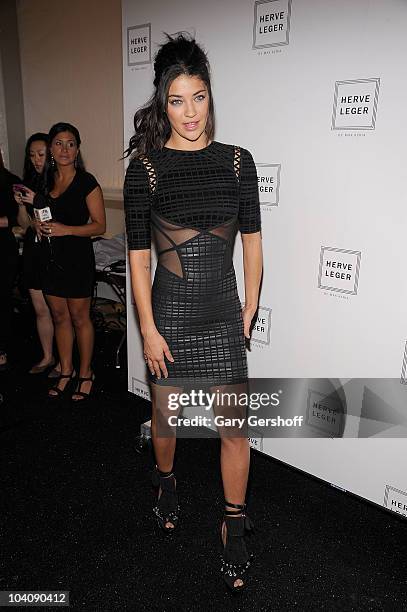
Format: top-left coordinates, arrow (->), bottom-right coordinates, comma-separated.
1,305 -> 407,611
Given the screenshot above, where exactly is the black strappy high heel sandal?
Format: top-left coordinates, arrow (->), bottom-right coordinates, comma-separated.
151,466 -> 179,534
71,373 -> 96,402
48,370 -> 76,400
220,500 -> 254,593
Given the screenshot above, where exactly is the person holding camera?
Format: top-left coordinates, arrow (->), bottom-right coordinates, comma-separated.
15,133 -> 61,376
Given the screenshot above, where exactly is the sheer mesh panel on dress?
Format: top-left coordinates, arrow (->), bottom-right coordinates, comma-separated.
151,209 -> 200,279
152,209 -> 200,245
209,216 -> 237,241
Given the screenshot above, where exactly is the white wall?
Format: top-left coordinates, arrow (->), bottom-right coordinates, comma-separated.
17,0 -> 124,193
122,0 -> 407,520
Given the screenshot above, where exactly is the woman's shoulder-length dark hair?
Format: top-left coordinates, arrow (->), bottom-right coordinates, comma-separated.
48,122 -> 82,149
124,32 -> 215,158
23,132 -> 49,190
43,122 -> 85,194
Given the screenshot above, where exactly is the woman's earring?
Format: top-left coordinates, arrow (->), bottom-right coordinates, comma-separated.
51,154 -> 55,167
74,157 -> 78,168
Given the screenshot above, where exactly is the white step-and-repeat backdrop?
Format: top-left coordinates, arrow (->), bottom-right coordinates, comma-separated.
122,0 -> 407,520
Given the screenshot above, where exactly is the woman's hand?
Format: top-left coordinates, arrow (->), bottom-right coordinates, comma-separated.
143,328 -> 174,379
40,221 -> 70,238
19,187 -> 36,205
242,304 -> 258,339
32,220 -> 42,240
14,190 -> 26,205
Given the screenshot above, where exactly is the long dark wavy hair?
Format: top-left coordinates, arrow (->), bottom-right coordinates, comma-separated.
23,132 -> 49,193
124,33 -> 215,158
44,122 -> 85,194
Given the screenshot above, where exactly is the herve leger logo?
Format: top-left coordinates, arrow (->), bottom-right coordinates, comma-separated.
306,389 -> 344,437
127,24 -> 151,66
401,341 -> 407,385
253,0 -> 292,49
384,485 -> 407,519
256,164 -> 281,209
251,305 -> 272,346
318,247 -> 362,295
248,428 -> 264,452
132,377 -> 151,401
332,78 -> 380,130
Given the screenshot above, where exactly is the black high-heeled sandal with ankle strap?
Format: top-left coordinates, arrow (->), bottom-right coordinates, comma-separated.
220,500 -> 254,592
48,370 -> 76,400
151,466 -> 179,534
71,373 -> 96,402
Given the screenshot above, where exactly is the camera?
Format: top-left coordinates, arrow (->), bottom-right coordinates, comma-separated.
12,183 -> 28,197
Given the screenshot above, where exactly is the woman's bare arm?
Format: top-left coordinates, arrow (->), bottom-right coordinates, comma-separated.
16,203 -> 32,231
69,186 -> 106,237
241,231 -> 263,338
129,249 -> 155,334
40,186 -> 106,238
129,250 -> 174,378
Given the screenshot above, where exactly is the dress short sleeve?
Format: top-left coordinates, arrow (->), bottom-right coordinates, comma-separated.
238,148 -> 261,234
124,157 -> 151,250
81,172 -> 99,197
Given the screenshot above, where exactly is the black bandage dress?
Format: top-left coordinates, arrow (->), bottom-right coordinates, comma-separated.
124,141 -> 261,387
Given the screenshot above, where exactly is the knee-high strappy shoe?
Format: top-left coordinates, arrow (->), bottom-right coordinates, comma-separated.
220,500 -> 254,592
151,466 -> 179,534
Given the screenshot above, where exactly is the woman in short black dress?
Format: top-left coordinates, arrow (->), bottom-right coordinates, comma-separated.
39,122 -> 106,401
124,35 -> 263,591
16,133 -> 61,375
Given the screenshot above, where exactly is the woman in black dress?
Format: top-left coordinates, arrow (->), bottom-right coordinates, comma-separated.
16,133 -> 60,375
124,35 -> 263,591
39,122 -> 106,400
0,151 -> 20,371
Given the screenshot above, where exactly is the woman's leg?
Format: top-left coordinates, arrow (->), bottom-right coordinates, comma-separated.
29,289 -> 55,365
220,437 -> 250,506
67,297 -> 94,397
150,383 -> 179,529
215,383 -> 251,508
45,295 -> 74,393
220,384 -> 250,589
220,437 -> 250,590
150,383 -> 178,471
